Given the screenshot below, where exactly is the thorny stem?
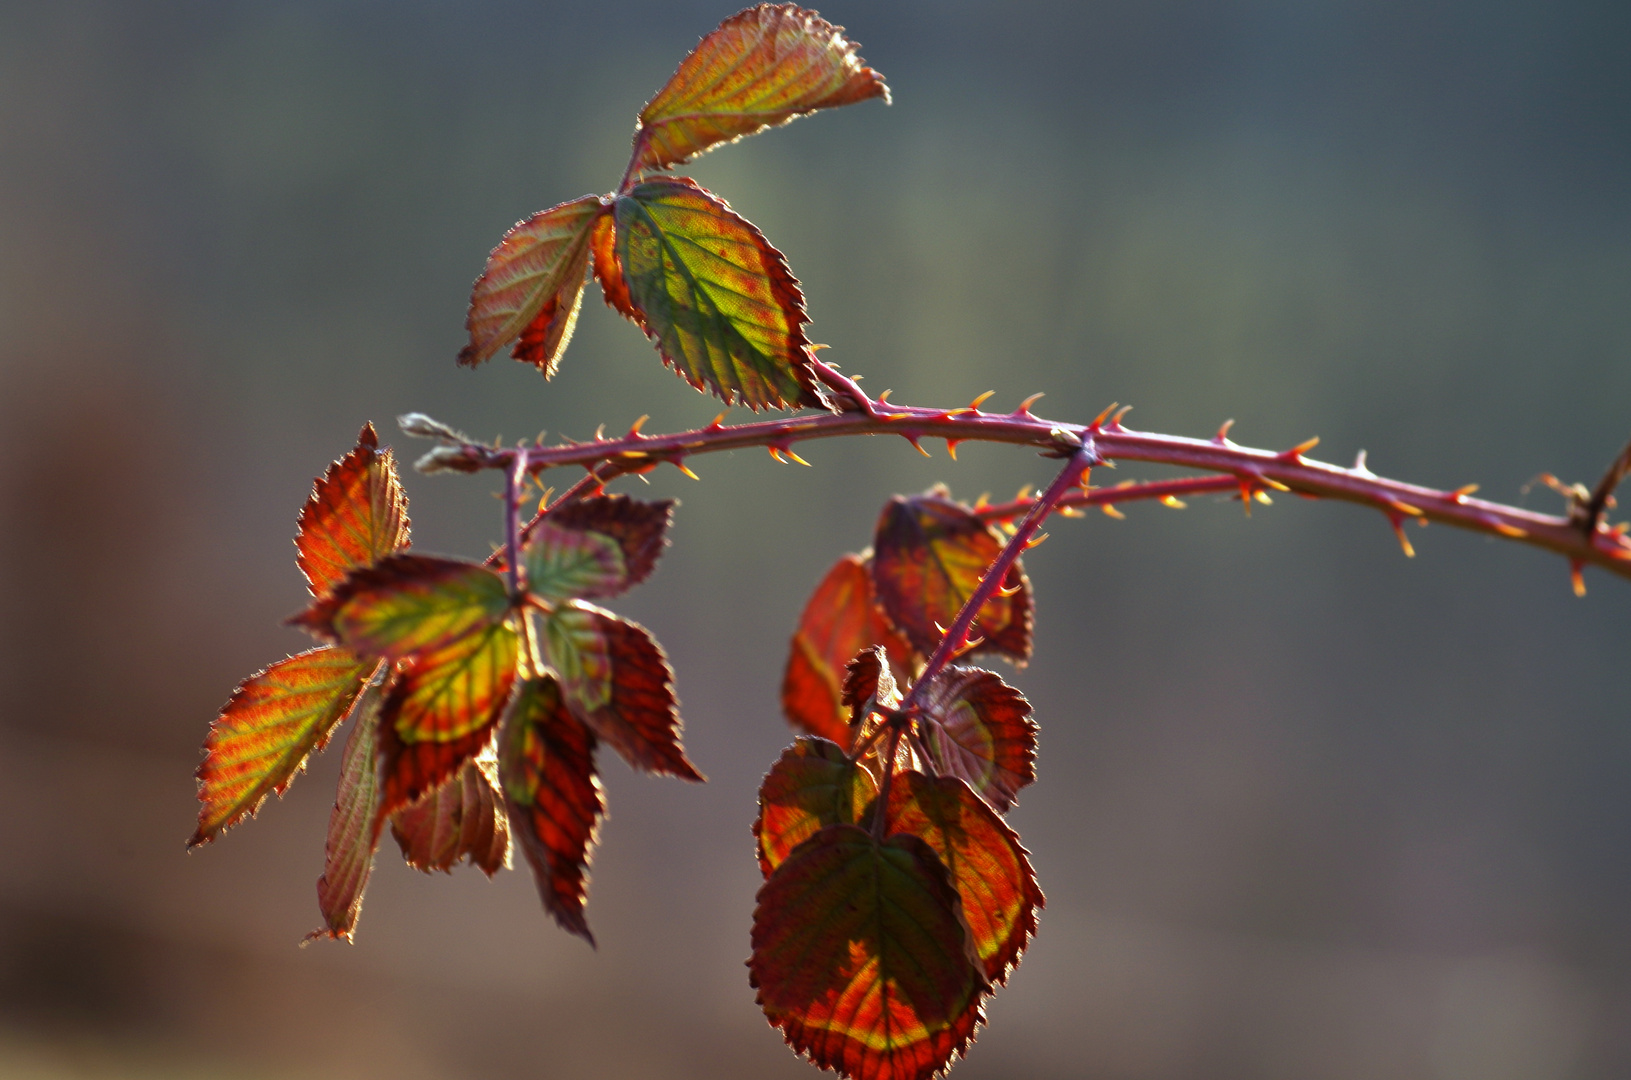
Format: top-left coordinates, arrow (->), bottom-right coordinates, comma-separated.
870,723 -> 903,840
503,448 -> 528,601
421,396 -> 1631,589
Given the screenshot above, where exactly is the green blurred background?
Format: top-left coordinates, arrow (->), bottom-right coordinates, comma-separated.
2,2 -> 1630,1077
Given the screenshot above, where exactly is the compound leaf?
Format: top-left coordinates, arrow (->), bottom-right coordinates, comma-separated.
544,600 -> 703,781
605,175 -> 824,411
917,667 -> 1037,813
191,646 -> 376,847
632,3 -> 889,172
882,772 -> 1043,985
749,825 -> 986,1080
390,749 -> 510,876
754,736 -> 878,876
525,494 -> 674,601
871,492 -> 1033,662
782,554 -> 914,750
458,194 -> 603,374
310,679 -> 388,942
499,675 -> 605,943
295,423 -> 410,598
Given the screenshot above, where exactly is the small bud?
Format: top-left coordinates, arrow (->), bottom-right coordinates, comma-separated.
398,412 -> 464,441
415,445 -> 485,474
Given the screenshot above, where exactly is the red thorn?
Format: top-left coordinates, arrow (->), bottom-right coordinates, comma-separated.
1570,560 -> 1587,597
1388,513 -> 1416,558
946,439 -> 961,461
968,390 -> 996,412
1089,402 -> 1118,430
906,436 -> 931,458
1214,418 -> 1236,444
706,411 -> 728,432
1015,392 -> 1046,416
1277,435 -> 1320,462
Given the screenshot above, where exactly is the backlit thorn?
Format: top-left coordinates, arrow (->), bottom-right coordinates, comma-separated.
1214,418 -> 1237,444
995,581 -> 1025,597
969,390 -> 996,412
1100,503 -> 1127,520
617,449 -> 650,459
593,423 -> 606,442
1387,499 -> 1424,517
946,439 -> 961,460
1015,391 -> 1046,416
1492,521 -> 1528,539
1236,478 -> 1255,516
634,472 -> 651,484
706,411 -> 728,431
1160,495 -> 1187,509
877,389 -> 894,403
1571,560 -> 1587,597
932,620 -> 951,638
1448,483 -> 1480,505
1110,405 -> 1135,428
906,435 -> 931,458
1259,476 -> 1291,492
1388,513 -> 1416,558
768,446 -> 788,464
671,459 -> 701,481
1015,483 -> 1034,502
1352,450 -> 1375,477
1278,435 -> 1321,461
1254,490 -> 1273,505
1025,532 -> 1050,549
810,343 -> 831,352
952,635 -> 986,658
1089,402 -> 1119,430
783,447 -> 813,467
1057,504 -> 1084,517
626,414 -> 649,438
973,492 -> 991,510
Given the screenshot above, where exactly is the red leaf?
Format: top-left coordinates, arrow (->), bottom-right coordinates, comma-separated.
608,176 -> 825,411
292,553 -> 510,661
883,772 -> 1044,985
632,4 -> 889,173
543,601 -> 703,781
917,666 -> 1037,814
841,644 -> 901,728
499,676 -> 605,943
377,710 -> 502,828
590,210 -> 636,319
782,554 -> 915,750
190,646 -> 377,847
310,679 -> 387,942
390,749 -> 510,877
295,424 -> 411,597
524,494 -> 674,601
871,490 -> 1033,662
754,737 -> 878,876
749,825 -> 987,1080
458,195 -> 603,374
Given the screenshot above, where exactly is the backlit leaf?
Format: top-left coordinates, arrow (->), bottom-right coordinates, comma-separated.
310,679 -> 387,942
871,491 -> 1033,662
191,646 -> 376,847
883,772 -> 1043,985
525,494 -> 674,601
606,176 -> 824,411
754,736 -> 878,876
749,825 -> 986,1080
917,667 -> 1037,814
380,613 -> 519,743
458,194 -> 603,374
782,554 -> 914,750
841,645 -> 900,728
390,749 -> 510,876
295,423 -> 410,598
545,601 -> 703,781
499,675 -> 605,942
293,553 -> 511,662
632,3 -> 889,172
377,711 -> 504,827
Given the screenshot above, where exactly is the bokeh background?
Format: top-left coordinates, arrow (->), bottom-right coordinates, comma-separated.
2,2 -> 1630,1077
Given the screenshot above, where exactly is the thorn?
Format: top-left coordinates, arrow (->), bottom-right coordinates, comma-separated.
1450,483 -> 1480,503
1237,478 -> 1254,517
1215,418 -> 1236,443
1389,514 -> 1416,557
932,620 -> 950,637
784,448 -> 812,467
1492,520 -> 1528,539
673,459 -> 701,481
1570,560 -> 1587,597
995,581 -> 1024,598
1352,450 -> 1374,477
1089,402 -> 1119,429
1254,490 -> 1273,505
1100,504 -> 1126,519
953,634 -> 985,657
768,446 -> 787,464
946,439 -> 960,461
627,414 -> 649,437
1057,504 -> 1084,517
1160,495 -> 1187,509
973,492 -> 991,510
1016,392 -> 1046,415
1111,405 -> 1134,427
1387,500 -> 1424,517
635,472 -> 650,484
1015,483 -> 1034,502
1025,532 -> 1050,549
810,342 -> 831,352
969,390 -> 996,411
1260,476 -> 1291,492
878,389 -> 893,403
1279,435 -> 1320,460
594,423 -> 606,441
907,436 -> 931,458
707,411 -> 728,431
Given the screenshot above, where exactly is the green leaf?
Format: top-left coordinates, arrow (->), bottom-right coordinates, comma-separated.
524,494 -> 674,601
294,553 -> 512,662
754,737 -> 878,876
309,679 -> 387,942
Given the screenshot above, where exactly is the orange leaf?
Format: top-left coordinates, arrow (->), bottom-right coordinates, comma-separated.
310,679 -> 388,942
499,675 -> 605,942
632,3 -> 889,173
917,666 -> 1037,813
190,646 -> 377,847
390,749 -> 510,877
377,709 -> 503,827
754,736 -> 877,876
458,195 -> 603,374
782,554 -> 914,750
295,423 -> 410,598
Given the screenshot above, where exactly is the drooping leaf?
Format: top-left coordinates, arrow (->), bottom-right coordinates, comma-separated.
377,710 -> 504,827
295,423 -> 411,598
390,749 -> 510,876
524,494 -> 674,601
458,194 -> 604,374
190,646 -> 376,847
604,176 -> 825,411
917,667 -> 1037,814
310,679 -> 387,942
754,736 -> 878,876
871,491 -> 1033,662
882,772 -> 1043,985
544,600 -> 703,781
293,553 -> 511,662
631,3 -> 889,173
499,675 -> 605,942
749,824 -> 986,1080
782,554 -> 914,749
841,644 -> 900,728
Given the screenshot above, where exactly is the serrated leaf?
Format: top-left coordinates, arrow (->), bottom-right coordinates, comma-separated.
295,423 -> 411,598
871,492 -> 1033,662
883,772 -> 1043,985
294,553 -> 511,661
390,748 -> 510,876
499,675 -> 605,942
382,614 -> 519,743
458,195 -> 603,374
191,646 -> 376,847
377,711 -> 504,829
606,176 -> 824,411
754,736 -> 878,876
917,667 -> 1037,814
782,554 -> 915,750
841,644 -> 900,727
310,679 -> 387,942
749,824 -> 986,1080
525,494 -> 674,601
544,601 -> 703,780
632,3 -> 889,172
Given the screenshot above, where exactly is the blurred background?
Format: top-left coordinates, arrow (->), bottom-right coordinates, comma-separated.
1,1 -> 1629,1077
